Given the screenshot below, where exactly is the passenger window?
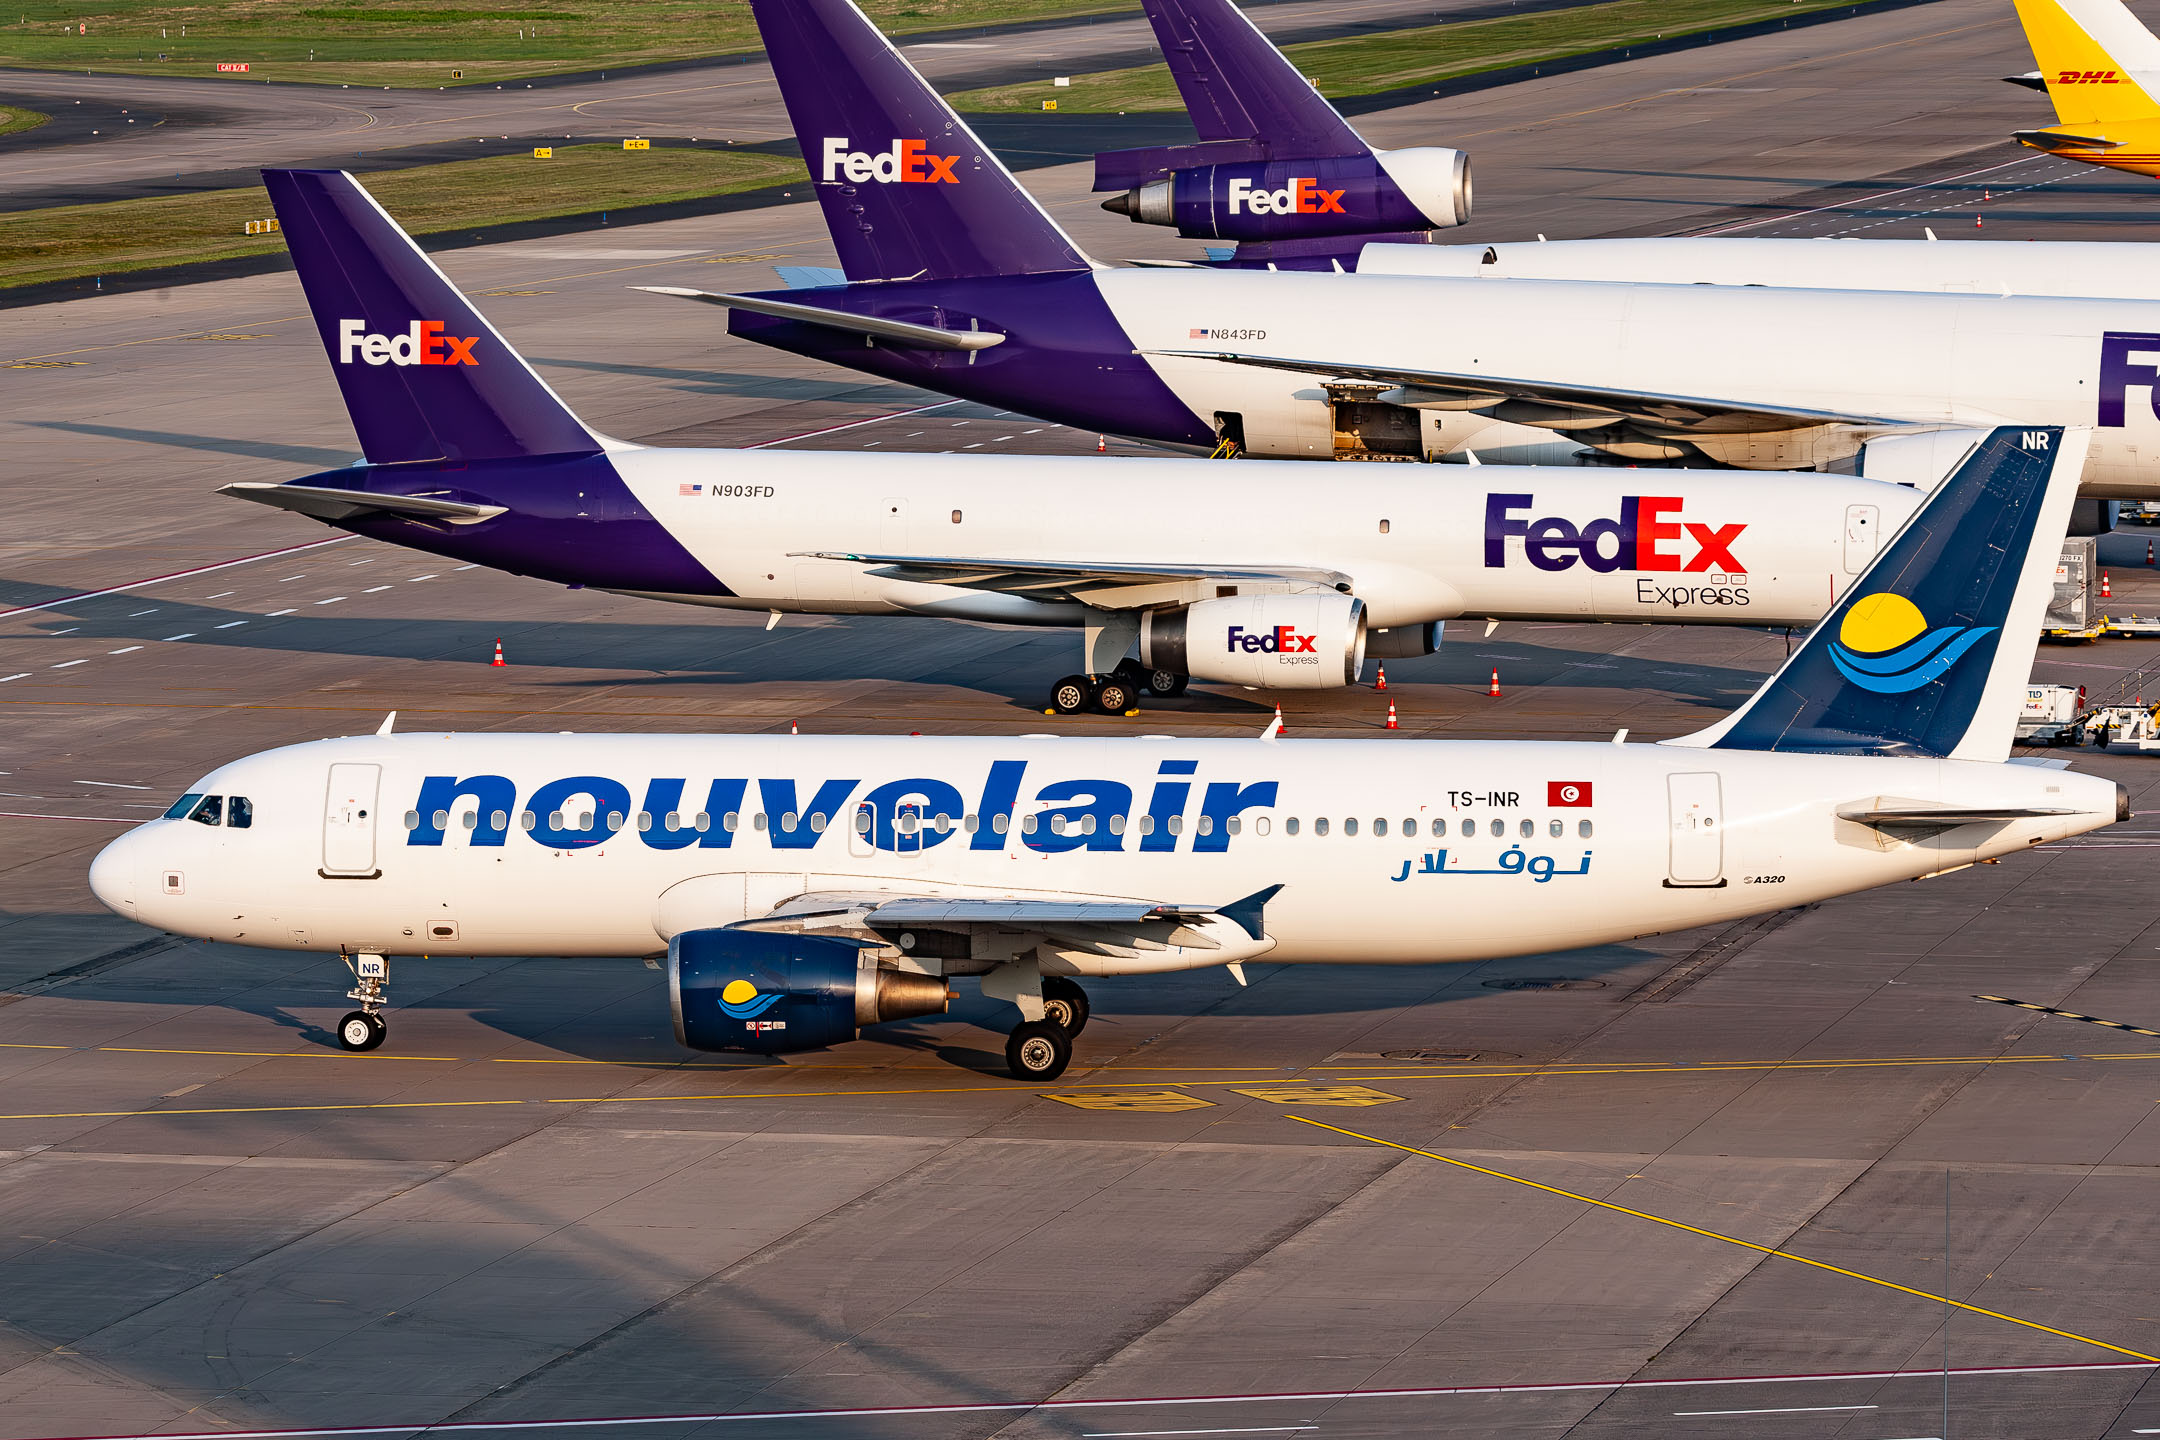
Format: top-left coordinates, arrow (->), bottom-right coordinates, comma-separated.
1138,814 -> 1154,835
1489,818 -> 1504,837
964,814 -> 979,833
1519,818 -> 1534,839
228,796 -> 253,829
461,811 -> 478,830
1197,815 -> 1214,836
1022,813 -> 1039,834
1460,818 -> 1474,838
693,812 -> 709,832
1315,817 -> 1330,836
935,814 -> 953,834
606,811 -> 624,832
782,811 -> 799,833
521,811 -> 537,830
1344,818 -> 1359,837
1549,819 -> 1563,838
724,812 -> 739,832
637,812 -> 652,832
810,812 -> 828,833
1081,815 -> 1096,835
1404,818 -> 1416,836
1286,817 -> 1300,836
189,795 -> 223,827
1579,819 -> 1594,838
1049,815 -> 1067,836
164,792 -> 205,820
753,812 -> 767,831
1109,814 -> 1126,835
403,810 -> 420,831
1226,816 -> 1241,835
1168,815 -> 1183,835
1374,818 -> 1389,838
855,809 -> 872,834
993,813 -> 1010,834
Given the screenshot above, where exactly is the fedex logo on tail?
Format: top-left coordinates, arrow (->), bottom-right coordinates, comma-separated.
1485,494 -> 1745,573
820,137 -> 960,184
1227,177 -> 1346,216
1226,625 -> 1317,654
338,319 -> 478,368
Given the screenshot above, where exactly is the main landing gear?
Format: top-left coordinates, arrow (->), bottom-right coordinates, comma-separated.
1047,660 -> 1186,716
336,951 -> 388,1051
1003,976 -> 1091,1081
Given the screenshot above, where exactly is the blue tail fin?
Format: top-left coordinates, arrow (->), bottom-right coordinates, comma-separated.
746,0 -> 1091,281
265,169 -> 601,466
1676,426 -> 2089,761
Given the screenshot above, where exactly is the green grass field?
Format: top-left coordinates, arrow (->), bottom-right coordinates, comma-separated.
0,0 -> 1135,87
0,103 -> 49,136
949,0 -> 1862,110
0,143 -> 805,289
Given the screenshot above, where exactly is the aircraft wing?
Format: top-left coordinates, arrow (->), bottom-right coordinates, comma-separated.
1144,348 -> 1918,435
741,886 -> 1283,958
790,551 -> 1350,605
632,286 -> 1005,351
219,482 -> 506,526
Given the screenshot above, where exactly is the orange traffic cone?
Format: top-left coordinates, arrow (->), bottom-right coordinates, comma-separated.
2103,571 -> 2114,599
490,638 -> 505,666
1096,434 -> 1107,453
1984,188 -> 1991,201
1375,664 -> 1388,691
790,720 -> 799,735
1487,668 -> 1501,698
1385,701 -> 1399,729
1975,215 -> 1983,228
2148,539 -> 2154,566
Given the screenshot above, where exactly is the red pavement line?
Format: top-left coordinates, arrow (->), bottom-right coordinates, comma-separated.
36,1359 -> 2160,1439
742,399 -> 960,449
0,537 -> 355,621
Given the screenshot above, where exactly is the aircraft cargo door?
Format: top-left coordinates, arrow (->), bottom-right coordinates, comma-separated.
322,763 -> 382,877
1666,772 -> 1724,888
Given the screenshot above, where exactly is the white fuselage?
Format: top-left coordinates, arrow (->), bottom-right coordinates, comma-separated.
612,449 -> 1919,629
1359,238 -> 2160,298
1089,267 -> 2160,493
90,733 -> 2117,970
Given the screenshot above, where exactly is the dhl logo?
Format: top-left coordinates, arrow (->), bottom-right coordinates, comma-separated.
2056,69 -> 2121,84
820,137 -> 960,184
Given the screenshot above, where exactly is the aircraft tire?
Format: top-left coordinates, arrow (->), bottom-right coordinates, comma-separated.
1050,675 -> 1091,715
1094,678 -> 1136,715
1006,1020 -> 1072,1081
338,1011 -> 386,1051
1145,668 -> 1186,698
1042,976 -> 1090,1037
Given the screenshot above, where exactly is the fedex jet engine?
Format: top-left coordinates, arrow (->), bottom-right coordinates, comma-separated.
1139,592 -> 1366,688
1101,149 -> 1470,241
671,927 -> 951,1053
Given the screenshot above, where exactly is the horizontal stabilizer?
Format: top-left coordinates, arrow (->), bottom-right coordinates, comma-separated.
632,287 -> 1005,351
1837,800 -> 2081,830
218,481 -> 506,526
775,266 -> 848,290
2005,69 -> 2050,89
2014,127 -> 2125,148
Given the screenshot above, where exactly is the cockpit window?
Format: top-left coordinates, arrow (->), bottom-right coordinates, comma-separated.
186,795 -> 223,827
164,792 -> 205,820
227,796 -> 253,829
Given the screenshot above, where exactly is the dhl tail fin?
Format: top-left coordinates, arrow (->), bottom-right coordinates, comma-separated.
2014,0 -> 2160,124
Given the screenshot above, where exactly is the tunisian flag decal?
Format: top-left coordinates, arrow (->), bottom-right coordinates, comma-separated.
1547,781 -> 1593,807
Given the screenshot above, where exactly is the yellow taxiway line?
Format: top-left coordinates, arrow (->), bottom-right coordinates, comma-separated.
1292,1116 -> 2160,1364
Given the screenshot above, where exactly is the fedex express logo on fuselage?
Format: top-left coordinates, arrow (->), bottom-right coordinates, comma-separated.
820,136 -> 959,184
1484,493 -> 1745,574
1227,177 -> 1345,216
338,319 -> 478,367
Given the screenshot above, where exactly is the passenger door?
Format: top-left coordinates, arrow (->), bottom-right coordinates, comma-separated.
1666,772 -> 1724,888
322,763 -> 381,877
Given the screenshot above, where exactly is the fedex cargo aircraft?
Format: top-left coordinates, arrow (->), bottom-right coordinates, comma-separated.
234,168 -> 1926,716
92,427 -> 2123,1077
658,0 -> 2160,491
1091,0 -> 1469,268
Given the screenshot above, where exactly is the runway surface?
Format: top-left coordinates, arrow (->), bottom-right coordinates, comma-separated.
9,1 -> 2160,1436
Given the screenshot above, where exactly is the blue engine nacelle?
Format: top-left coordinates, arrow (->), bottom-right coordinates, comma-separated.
669,926 -> 953,1054
1100,148 -> 1470,241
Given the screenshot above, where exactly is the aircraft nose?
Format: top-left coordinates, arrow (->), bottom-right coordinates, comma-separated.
88,830 -> 141,919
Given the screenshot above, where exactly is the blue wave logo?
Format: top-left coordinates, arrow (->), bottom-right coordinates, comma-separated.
1826,593 -> 1995,694
719,979 -> 783,1019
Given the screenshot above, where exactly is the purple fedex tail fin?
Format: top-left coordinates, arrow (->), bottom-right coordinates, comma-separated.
747,0 -> 1090,281
265,169 -> 602,465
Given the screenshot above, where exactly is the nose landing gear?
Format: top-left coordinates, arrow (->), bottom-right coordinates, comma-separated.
336,952 -> 388,1051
